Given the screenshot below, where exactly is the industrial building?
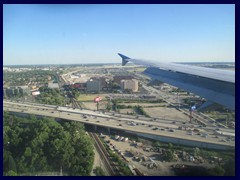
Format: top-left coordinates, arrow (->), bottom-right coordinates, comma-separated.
86,79 -> 102,92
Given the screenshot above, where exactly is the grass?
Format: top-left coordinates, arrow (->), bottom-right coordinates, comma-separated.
77,94 -> 106,101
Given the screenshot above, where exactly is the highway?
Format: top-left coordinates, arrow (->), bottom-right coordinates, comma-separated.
141,84 -> 229,128
132,71 -> 229,128
3,100 -> 235,150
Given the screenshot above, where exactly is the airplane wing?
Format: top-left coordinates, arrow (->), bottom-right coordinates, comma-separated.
118,53 -> 235,111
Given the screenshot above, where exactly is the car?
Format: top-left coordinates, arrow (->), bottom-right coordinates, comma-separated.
202,134 -> 208,138
67,113 -> 70,115
51,112 -> 54,113
119,124 -> 122,126
97,121 -> 100,123
169,129 -> 175,132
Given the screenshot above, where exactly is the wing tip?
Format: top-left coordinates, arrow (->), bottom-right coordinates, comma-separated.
118,53 -> 130,66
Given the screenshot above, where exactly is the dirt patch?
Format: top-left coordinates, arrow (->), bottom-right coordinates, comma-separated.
82,102 -> 108,110
119,108 -> 135,114
143,107 -> 189,121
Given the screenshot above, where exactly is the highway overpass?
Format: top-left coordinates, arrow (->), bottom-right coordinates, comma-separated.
3,100 -> 235,150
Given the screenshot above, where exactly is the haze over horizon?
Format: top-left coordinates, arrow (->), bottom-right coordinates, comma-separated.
3,4 -> 235,65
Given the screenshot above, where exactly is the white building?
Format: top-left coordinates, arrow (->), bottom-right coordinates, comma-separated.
48,82 -> 59,89
121,79 -> 138,92
32,91 -> 40,96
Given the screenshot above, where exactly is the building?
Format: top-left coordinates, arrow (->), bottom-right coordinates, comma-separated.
121,79 -> 139,92
91,77 -> 107,89
86,79 -> 102,92
18,86 -> 30,95
113,75 -> 134,85
48,82 -> 59,89
32,91 -> 40,96
3,88 -> 7,97
4,87 -> 15,97
3,86 -> 30,97
71,83 -> 87,90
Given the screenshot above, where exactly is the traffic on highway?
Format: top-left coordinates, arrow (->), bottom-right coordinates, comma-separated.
4,100 -> 235,150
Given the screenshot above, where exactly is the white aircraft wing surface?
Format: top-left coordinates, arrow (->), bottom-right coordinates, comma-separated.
118,53 -> 235,110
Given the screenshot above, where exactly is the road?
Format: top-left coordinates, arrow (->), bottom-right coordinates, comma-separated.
3,101 -> 235,150
142,84 -> 229,128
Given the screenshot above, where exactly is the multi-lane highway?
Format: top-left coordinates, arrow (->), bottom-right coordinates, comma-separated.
3,100 -> 235,150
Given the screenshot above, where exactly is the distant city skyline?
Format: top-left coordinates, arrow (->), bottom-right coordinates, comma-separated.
3,4 -> 235,65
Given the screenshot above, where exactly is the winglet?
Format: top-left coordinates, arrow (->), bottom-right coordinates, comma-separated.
118,53 -> 130,66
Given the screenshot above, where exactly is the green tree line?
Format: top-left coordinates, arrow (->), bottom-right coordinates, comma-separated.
3,112 -> 94,176
36,87 -> 65,106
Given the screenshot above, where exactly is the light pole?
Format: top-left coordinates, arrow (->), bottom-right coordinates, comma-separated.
177,92 -> 180,109
65,94 -> 67,107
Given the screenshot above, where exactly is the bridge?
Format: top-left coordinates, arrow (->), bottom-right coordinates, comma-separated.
3,100 -> 235,150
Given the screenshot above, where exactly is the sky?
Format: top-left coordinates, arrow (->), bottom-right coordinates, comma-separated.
3,4 -> 235,65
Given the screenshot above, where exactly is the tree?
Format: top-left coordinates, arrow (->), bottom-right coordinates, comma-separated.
194,147 -> 200,156
3,112 -> 94,175
152,141 -> 161,148
168,143 -> 173,150
224,157 -> 235,176
163,150 -> 174,162
106,101 -> 111,111
5,170 -> 17,176
208,165 -> 225,176
94,166 -> 106,176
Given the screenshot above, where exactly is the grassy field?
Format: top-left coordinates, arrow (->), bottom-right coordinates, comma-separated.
77,94 -> 106,101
